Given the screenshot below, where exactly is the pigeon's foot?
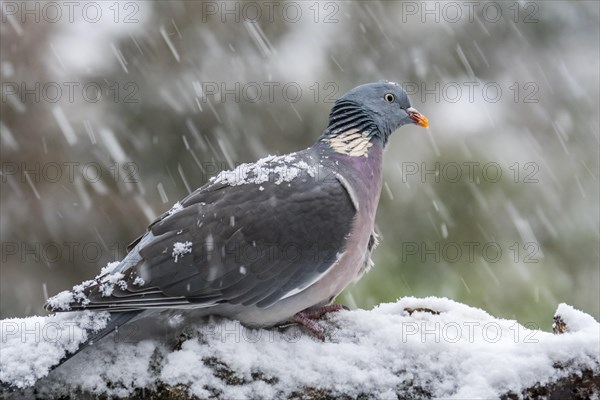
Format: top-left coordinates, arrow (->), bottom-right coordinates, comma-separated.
291,304 -> 347,340
292,313 -> 326,340
300,304 -> 347,319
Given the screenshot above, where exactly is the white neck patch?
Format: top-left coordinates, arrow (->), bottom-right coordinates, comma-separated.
322,129 -> 373,157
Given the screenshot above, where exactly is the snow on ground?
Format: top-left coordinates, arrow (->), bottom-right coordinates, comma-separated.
1,297 -> 598,399
0,311 -> 110,388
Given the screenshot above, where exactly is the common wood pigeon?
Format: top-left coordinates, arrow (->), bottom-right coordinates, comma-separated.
45,81 -> 428,364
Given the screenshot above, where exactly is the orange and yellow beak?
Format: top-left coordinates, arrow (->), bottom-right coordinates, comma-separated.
407,107 -> 429,128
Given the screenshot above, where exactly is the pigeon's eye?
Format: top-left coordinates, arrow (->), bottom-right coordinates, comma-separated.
384,93 -> 395,103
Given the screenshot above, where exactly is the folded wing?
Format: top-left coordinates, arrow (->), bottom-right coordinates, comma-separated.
45,154 -> 356,313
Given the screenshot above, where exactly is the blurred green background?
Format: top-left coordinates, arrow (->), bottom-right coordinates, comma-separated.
1,1 -> 598,330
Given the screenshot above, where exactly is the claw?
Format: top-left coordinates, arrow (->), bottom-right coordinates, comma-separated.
292,313 -> 325,341
289,304 -> 347,340
298,304 -> 346,320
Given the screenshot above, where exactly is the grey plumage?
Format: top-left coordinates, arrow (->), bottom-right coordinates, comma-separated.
44,81 -> 428,366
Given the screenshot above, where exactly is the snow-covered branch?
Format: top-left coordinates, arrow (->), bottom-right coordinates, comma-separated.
1,297 -> 599,399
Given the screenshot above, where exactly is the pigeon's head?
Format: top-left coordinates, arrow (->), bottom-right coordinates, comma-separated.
325,82 -> 428,145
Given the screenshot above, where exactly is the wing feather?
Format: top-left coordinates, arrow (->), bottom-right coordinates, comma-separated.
46,152 -> 356,313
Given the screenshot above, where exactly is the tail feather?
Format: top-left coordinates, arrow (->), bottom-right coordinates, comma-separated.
49,311 -> 141,373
